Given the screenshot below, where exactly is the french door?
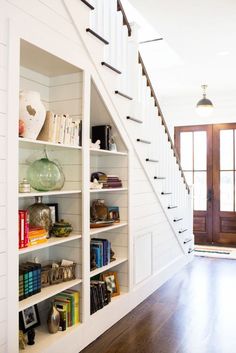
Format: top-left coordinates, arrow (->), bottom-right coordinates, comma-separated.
175,123 -> 236,246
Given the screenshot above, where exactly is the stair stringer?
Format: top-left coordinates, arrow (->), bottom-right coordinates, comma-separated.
63,0 -> 194,256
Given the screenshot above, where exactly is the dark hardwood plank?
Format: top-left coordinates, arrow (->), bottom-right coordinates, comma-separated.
81,258 -> 236,353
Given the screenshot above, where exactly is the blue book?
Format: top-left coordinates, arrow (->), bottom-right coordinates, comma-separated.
93,239 -> 109,266
91,240 -> 104,267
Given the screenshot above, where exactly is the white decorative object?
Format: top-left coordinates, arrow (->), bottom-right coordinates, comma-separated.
90,178 -> 103,189
19,90 -> 46,139
90,138 -> 101,149
109,136 -> 117,151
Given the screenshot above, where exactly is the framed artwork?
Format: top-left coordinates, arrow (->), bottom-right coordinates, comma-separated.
102,271 -> 120,297
46,203 -> 59,224
107,206 -> 120,223
19,305 -> 40,333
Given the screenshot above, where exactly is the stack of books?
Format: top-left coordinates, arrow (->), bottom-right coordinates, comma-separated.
19,210 -> 29,249
102,175 -> 122,189
53,290 -> 80,331
90,280 -> 111,315
90,238 -> 111,270
28,226 -> 48,247
37,111 -> 82,146
19,262 -> 41,301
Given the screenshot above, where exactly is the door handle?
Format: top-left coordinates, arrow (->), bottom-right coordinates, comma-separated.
207,189 -> 213,202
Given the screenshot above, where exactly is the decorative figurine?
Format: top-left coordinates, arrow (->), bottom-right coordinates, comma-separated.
27,328 -> 35,345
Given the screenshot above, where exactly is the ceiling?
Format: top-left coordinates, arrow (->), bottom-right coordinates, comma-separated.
124,0 -> 236,129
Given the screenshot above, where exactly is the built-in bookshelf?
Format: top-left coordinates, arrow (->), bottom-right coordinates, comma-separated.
18,39 -> 84,351
15,38 -> 129,353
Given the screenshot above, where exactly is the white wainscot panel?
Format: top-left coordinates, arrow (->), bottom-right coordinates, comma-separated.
0,276 -> 6,299
134,232 -> 152,285
0,137 -> 6,159
0,253 -> 6,277
0,90 -> 7,114
0,230 -> 6,253
0,299 -> 6,323
0,321 -> 6,346
0,344 -> 6,353
0,207 -> 6,230
0,184 -> 6,206
0,114 -> 6,136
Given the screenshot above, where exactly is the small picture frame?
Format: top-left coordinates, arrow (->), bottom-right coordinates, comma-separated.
19,305 -> 40,333
46,203 -> 59,224
107,206 -> 120,223
101,271 -> 120,297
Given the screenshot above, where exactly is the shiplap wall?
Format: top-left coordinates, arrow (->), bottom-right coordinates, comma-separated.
0,15 -> 7,353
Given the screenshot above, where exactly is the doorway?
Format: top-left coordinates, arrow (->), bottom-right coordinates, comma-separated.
175,123 -> 236,246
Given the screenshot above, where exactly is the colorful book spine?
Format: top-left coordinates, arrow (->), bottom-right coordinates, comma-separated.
18,210 -> 29,248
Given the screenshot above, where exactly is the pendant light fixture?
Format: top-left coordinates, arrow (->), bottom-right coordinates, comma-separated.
196,84 -> 214,117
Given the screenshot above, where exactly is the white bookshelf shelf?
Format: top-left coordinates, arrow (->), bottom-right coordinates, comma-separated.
90,221 -> 127,236
90,188 -> 127,193
90,257 -> 128,277
19,137 -> 82,150
23,323 -> 81,353
18,190 -> 82,198
90,148 -> 127,156
19,232 -> 82,255
19,278 -> 82,312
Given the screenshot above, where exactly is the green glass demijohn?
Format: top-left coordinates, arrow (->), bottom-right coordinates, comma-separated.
27,150 -> 65,192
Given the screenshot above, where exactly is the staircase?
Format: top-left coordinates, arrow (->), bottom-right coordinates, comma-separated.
64,0 -> 194,255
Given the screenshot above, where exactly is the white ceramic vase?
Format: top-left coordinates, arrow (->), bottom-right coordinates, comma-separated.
19,90 -> 46,139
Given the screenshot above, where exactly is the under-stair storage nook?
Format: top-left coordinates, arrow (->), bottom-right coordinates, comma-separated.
2,1 -> 193,352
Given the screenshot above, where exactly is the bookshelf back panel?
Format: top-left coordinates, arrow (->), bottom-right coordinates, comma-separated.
19,146 -> 82,192
20,68 -> 83,119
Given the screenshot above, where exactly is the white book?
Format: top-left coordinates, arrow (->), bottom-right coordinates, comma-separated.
74,121 -> 80,146
55,114 -> 61,144
70,122 -> 76,146
51,114 -> 58,143
59,114 -> 66,144
64,116 -> 72,145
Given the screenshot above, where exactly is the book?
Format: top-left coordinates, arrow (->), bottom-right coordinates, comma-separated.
64,115 -> 72,145
55,302 -> 67,331
91,241 -> 103,268
58,114 -> 66,144
54,293 -> 71,328
92,238 -> 109,266
18,210 -> 29,249
92,125 -> 111,150
64,289 -> 80,324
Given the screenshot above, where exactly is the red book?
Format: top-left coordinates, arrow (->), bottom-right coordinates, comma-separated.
18,210 -> 29,249
18,211 -> 25,249
24,210 -> 29,248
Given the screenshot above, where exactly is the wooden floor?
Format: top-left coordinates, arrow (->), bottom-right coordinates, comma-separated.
81,257 -> 236,353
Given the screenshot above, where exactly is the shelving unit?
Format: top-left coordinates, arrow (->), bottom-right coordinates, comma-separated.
89,81 -> 129,304
17,39 -> 84,350
14,37 -> 129,353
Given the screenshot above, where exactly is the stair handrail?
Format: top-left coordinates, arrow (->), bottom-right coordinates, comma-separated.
138,53 -> 190,193
117,0 -> 132,36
